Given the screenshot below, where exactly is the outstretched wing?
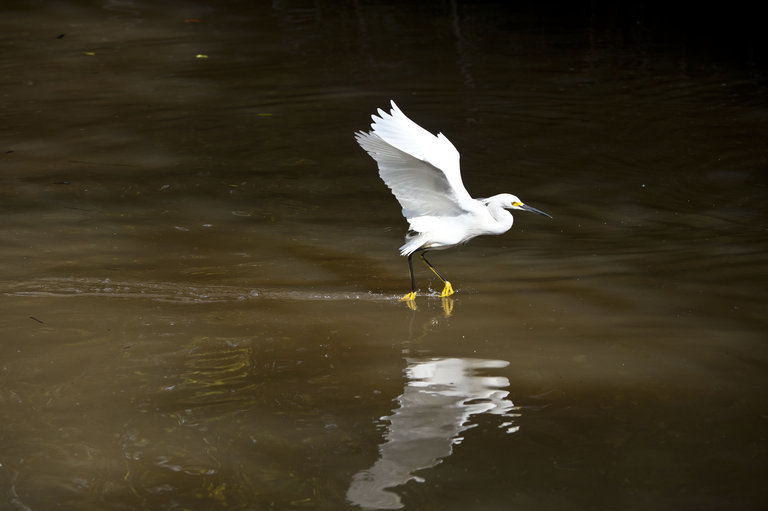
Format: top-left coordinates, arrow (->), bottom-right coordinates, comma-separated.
355,101 -> 475,220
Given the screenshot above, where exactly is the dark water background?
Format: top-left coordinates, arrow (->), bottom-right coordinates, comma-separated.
1,1 -> 766,509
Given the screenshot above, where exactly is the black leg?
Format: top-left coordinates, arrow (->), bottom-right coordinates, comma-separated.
419,251 -> 448,283
408,253 -> 416,293
419,251 -> 454,297
400,253 -> 418,302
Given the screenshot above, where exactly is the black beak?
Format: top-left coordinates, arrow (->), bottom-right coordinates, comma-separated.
520,204 -> 552,218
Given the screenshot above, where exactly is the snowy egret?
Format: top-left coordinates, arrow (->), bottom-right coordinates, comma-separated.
355,101 -> 551,302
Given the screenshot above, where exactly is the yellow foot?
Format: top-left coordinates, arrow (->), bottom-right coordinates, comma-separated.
400,291 -> 417,310
440,281 -> 454,297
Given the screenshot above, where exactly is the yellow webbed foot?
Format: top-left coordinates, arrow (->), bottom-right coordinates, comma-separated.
440,281 -> 454,297
400,291 -> 417,310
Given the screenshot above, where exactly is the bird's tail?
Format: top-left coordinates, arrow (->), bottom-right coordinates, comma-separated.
399,232 -> 428,256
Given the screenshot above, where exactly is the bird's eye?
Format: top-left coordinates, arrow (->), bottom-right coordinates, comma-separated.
512,201 -> 522,207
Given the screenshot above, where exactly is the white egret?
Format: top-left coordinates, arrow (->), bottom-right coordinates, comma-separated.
355,100 -> 551,302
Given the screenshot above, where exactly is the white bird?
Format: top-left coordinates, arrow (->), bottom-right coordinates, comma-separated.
355,100 -> 551,302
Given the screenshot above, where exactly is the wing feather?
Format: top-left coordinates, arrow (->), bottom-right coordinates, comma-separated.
355,101 -> 475,220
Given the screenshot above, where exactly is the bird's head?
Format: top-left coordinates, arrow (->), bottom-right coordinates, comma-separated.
488,193 -> 552,218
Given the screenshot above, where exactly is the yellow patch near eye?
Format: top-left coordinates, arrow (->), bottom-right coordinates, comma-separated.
512,202 -> 522,207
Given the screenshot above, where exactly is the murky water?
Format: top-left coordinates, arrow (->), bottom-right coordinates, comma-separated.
1,1 -> 766,510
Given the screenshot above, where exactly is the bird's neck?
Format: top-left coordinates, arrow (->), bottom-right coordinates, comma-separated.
486,202 -> 514,234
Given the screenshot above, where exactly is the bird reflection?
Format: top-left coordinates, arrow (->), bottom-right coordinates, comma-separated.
347,357 -> 519,510
404,295 -> 454,316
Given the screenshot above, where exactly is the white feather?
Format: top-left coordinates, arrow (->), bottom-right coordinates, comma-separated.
355,100 -> 550,272
355,100 -> 475,221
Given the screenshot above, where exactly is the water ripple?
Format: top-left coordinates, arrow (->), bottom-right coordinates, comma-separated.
3,277 -> 397,303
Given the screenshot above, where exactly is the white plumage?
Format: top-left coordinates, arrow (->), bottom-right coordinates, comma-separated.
356,100 -> 550,302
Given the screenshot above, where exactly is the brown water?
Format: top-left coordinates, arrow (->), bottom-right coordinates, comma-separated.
1,1 -> 767,510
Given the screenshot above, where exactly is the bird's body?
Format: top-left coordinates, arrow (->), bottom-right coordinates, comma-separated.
355,101 -> 550,302
400,193 -> 517,255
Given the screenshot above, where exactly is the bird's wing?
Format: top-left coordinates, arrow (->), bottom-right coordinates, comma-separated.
355,101 -> 476,220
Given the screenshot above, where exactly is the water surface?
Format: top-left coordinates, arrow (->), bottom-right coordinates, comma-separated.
1,1 -> 766,510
